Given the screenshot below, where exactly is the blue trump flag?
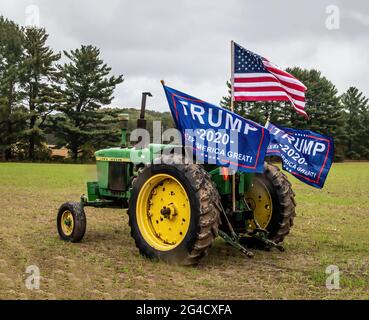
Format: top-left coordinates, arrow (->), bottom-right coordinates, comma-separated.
266,123 -> 334,188
163,85 -> 270,173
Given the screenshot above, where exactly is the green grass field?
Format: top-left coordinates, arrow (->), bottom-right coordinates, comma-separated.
0,162 -> 368,299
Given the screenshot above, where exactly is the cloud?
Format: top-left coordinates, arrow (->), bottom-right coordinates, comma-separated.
351,11 -> 369,26
0,0 -> 368,111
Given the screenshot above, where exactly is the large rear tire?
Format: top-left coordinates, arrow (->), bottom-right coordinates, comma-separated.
128,154 -> 221,265
243,163 -> 296,244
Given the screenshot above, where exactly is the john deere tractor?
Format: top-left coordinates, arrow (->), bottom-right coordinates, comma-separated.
57,92 -> 296,265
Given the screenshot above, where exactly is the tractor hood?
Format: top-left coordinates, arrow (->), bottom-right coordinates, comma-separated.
94,144 -> 179,165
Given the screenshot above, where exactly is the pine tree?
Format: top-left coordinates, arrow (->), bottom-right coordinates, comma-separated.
286,68 -> 346,161
362,109 -> 369,159
341,87 -> 369,159
54,45 -> 124,161
0,16 -> 27,160
21,27 -> 61,160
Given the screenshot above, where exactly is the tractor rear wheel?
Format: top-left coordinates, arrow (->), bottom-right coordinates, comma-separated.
128,154 -> 221,265
243,163 -> 296,245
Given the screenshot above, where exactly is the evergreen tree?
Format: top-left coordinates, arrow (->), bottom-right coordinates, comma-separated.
341,87 -> 369,159
21,27 -> 61,160
362,109 -> 369,159
286,68 -> 345,161
0,16 -> 27,160
54,45 -> 124,161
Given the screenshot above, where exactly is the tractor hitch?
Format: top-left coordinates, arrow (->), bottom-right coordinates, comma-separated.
247,228 -> 285,252
243,198 -> 285,252
218,202 -> 254,258
218,230 -> 254,258
218,197 -> 285,258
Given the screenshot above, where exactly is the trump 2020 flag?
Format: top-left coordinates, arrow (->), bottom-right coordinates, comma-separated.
163,85 -> 270,173
233,42 -> 308,118
267,123 -> 334,188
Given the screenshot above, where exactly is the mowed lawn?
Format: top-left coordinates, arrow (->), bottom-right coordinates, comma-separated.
0,162 -> 368,300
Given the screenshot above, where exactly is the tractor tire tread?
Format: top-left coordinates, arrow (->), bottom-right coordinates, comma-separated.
265,163 -> 296,243
129,154 -> 221,265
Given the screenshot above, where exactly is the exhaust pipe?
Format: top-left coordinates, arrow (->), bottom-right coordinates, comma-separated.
136,92 -> 152,149
137,92 -> 152,130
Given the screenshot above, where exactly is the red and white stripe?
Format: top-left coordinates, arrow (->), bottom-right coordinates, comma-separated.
233,59 -> 308,118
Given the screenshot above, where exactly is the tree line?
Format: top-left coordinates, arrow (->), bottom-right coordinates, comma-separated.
221,69 -> 369,161
0,16 -> 124,162
1,16 -> 368,163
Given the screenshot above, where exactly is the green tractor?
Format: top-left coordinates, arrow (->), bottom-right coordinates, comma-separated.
57,92 -> 296,265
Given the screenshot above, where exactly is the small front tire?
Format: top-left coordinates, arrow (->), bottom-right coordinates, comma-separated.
57,202 -> 86,243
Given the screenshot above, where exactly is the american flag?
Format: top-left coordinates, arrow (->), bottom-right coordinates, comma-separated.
233,42 -> 308,118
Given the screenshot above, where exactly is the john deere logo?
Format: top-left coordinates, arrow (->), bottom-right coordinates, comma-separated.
95,157 -> 130,162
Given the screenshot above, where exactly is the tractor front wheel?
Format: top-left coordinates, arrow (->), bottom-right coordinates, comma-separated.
128,154 -> 221,265
57,202 -> 87,242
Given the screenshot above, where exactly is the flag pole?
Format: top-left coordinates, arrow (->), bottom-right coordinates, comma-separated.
230,40 -> 236,212
265,114 -> 271,129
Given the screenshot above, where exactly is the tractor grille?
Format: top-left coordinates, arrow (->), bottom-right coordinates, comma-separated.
108,162 -> 132,192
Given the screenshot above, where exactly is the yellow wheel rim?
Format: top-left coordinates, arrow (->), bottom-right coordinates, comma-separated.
61,210 -> 74,236
245,177 -> 273,229
136,174 -> 191,251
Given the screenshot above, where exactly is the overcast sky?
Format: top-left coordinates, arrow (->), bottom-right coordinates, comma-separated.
1,0 -> 368,111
